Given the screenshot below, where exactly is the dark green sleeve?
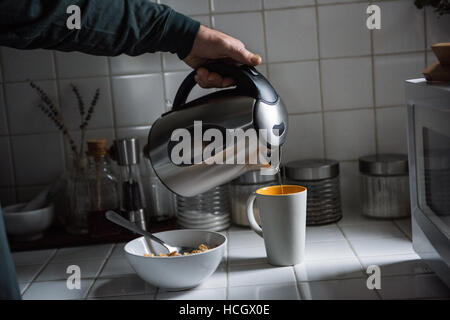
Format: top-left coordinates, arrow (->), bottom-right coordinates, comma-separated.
0,0 -> 201,59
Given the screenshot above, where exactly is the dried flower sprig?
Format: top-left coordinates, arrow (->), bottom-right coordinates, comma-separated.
28,80 -> 100,164
70,84 -> 85,117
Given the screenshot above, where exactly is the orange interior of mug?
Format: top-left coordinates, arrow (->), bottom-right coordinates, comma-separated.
256,185 -> 306,196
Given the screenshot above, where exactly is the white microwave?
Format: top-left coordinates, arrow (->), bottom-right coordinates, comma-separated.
406,78 -> 450,288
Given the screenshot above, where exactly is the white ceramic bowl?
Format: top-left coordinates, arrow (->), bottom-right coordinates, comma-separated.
124,229 -> 226,290
3,203 -> 54,241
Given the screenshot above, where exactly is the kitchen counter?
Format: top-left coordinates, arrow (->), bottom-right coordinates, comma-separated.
13,209 -> 450,300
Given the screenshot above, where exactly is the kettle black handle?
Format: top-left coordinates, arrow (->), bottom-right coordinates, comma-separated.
172,62 -> 278,110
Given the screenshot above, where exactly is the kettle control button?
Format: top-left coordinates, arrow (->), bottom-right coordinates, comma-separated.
272,122 -> 285,136
249,67 -> 259,76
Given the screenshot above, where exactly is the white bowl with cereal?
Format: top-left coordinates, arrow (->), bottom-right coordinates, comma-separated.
124,229 -> 227,290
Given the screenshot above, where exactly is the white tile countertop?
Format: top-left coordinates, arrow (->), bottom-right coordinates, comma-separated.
13,209 -> 450,300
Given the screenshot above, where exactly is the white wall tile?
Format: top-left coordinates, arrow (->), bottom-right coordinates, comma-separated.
228,283 -> 300,300
317,0 -> 361,3
88,275 -> 156,298
162,53 -> 191,72
318,3 -> 371,58
213,12 -> 266,61
321,57 -> 373,111
23,279 -> 94,300
12,248 -> 55,266
341,221 -> 406,240
0,137 -> 14,186
55,52 -> 108,78
228,263 -> 296,287
305,224 -> 345,243
373,0 -> 425,54
51,244 -> 113,263
349,236 -> 415,257
160,0 -> 209,15
324,109 -> 375,160
11,132 -> 65,186
0,188 -> 16,206
294,257 -> 365,282
110,53 -> 161,75
164,71 -> 215,105
0,86 -> 8,135
112,74 -> 165,127
1,48 -> 55,82
38,259 -> 104,281
58,77 -> 114,130
339,161 -> 361,209
426,8 -> 450,47
264,0 -> 314,8
283,113 -> 324,163
268,61 -> 321,113
374,53 -> 425,107
376,106 -> 408,154
299,278 -> 379,300
16,185 -> 46,203
5,80 -> 59,135
265,7 -> 318,62
212,0 -> 262,12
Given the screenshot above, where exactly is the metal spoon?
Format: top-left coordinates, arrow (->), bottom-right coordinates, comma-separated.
105,210 -> 194,255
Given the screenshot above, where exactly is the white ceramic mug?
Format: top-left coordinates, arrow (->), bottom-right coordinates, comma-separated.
247,185 -> 307,266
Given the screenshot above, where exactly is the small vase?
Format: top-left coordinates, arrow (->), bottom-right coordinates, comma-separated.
64,157 -> 90,235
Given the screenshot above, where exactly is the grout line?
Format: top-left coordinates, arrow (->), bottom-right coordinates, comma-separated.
50,51 -> 68,173
313,0 -> 327,159
20,249 -> 58,296
83,243 -> 115,299
368,1 -> 379,154
0,51 -> 430,86
291,265 -> 305,300
159,52 -> 171,112
334,223 -> 383,300
260,0 -> 270,80
105,57 -> 118,140
392,219 -> 412,240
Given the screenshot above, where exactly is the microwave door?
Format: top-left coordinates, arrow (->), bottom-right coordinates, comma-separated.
414,105 -> 450,238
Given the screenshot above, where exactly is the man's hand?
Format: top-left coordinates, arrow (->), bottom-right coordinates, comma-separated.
183,25 -> 262,88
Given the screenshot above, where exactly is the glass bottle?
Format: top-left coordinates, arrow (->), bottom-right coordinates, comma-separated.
64,156 -> 90,235
86,139 -> 122,238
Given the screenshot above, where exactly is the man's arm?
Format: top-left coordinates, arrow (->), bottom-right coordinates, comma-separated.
0,0 -> 262,88
0,0 -> 199,59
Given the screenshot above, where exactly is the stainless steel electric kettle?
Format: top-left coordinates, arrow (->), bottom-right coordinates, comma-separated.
147,62 -> 288,197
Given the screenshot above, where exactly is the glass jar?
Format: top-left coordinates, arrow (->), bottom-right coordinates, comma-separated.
86,139 -> 122,238
145,161 -> 177,222
359,154 -> 410,218
284,159 -> 342,225
230,171 -> 276,226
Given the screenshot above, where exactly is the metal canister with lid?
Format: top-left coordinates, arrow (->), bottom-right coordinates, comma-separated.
284,159 -> 342,225
176,184 -> 231,231
359,154 -> 410,218
230,171 -> 277,226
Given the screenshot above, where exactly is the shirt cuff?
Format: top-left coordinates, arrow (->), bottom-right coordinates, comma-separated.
163,9 -> 201,60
